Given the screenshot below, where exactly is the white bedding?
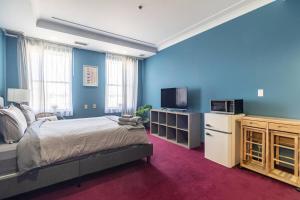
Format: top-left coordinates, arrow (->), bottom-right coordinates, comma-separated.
17,116 -> 149,173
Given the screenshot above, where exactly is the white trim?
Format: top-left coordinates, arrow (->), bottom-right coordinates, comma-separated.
158,0 -> 275,51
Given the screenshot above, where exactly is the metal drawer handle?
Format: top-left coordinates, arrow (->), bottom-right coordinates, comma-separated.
249,122 -> 258,125
206,132 -> 213,136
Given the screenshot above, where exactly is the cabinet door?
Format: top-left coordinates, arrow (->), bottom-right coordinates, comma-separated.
205,129 -> 232,167
242,127 -> 266,169
270,131 -> 299,177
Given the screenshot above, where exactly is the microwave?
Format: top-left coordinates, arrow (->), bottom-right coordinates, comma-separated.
210,99 -> 243,114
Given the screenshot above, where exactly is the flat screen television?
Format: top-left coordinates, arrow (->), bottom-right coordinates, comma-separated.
161,88 -> 188,109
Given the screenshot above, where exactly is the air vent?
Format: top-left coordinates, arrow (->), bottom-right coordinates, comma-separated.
74,41 -> 88,46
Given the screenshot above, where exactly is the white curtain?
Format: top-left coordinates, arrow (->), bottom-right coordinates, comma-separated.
17,36 -> 28,89
26,39 -> 73,116
105,53 -> 138,115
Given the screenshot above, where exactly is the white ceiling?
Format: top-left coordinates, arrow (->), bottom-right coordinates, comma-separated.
0,0 -> 273,58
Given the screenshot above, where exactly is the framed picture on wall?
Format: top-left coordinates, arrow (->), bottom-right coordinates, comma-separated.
83,65 -> 98,87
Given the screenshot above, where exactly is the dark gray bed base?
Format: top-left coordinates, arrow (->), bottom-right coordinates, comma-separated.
0,143 -> 153,199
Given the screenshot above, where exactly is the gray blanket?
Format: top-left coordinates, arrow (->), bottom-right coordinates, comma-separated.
17,116 -> 148,174
17,120 -> 46,173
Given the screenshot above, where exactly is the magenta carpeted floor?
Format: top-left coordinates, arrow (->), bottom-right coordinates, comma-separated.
13,134 -> 300,200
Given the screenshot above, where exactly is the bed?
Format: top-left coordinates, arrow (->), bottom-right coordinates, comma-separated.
0,115 -> 153,199
0,143 -> 17,176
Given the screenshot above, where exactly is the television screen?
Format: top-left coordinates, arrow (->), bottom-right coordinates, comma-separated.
161,88 -> 188,109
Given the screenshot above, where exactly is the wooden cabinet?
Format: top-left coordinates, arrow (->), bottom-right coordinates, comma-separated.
269,131 -> 299,185
240,116 -> 300,188
241,126 -> 266,173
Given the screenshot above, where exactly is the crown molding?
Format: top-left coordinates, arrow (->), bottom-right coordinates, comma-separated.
158,0 -> 275,51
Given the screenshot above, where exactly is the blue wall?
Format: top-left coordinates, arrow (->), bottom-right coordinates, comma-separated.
143,0 -> 300,120
5,37 -> 18,90
72,48 -> 106,118
0,31 -> 5,97
72,50 -> 144,117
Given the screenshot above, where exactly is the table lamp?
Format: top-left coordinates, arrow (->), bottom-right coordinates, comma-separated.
7,88 -> 29,104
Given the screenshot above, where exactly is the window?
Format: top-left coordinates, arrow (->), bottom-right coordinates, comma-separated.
105,54 -> 138,114
27,40 -> 73,116
105,55 -> 123,112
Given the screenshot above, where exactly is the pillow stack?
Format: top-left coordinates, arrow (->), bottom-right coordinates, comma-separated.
0,105 -> 28,143
118,115 -> 142,126
19,104 -> 36,126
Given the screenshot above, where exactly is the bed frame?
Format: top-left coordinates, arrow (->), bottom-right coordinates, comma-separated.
0,143 -> 153,199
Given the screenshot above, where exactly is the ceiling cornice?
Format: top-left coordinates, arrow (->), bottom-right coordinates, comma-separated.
157,0 -> 275,51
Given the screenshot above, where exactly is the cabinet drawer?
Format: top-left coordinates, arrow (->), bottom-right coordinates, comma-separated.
242,120 -> 267,129
269,123 -> 300,134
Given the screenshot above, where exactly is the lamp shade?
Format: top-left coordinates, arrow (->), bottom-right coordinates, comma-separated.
7,88 -> 29,103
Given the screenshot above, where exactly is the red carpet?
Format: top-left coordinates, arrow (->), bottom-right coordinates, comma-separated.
12,134 -> 300,200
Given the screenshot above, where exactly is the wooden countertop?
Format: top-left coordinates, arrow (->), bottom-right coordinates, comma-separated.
242,115 -> 300,125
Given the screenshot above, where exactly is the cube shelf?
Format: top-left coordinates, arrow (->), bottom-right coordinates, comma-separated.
159,112 -> 167,125
177,130 -> 189,146
177,115 -> 188,130
167,127 -> 176,141
151,111 -> 159,123
167,113 -> 176,127
151,123 -> 158,135
150,109 -> 200,149
159,125 -> 167,137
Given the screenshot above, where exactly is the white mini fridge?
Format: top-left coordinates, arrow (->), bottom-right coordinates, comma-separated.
204,113 -> 243,168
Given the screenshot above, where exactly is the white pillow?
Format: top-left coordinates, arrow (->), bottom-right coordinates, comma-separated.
19,104 -> 36,126
37,115 -> 58,121
0,105 -> 28,143
9,105 -> 28,132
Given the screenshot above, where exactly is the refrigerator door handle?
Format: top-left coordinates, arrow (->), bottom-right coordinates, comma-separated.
205,132 -> 213,136
205,124 -> 212,127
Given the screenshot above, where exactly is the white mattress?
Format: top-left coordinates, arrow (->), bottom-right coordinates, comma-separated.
0,143 -> 17,175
